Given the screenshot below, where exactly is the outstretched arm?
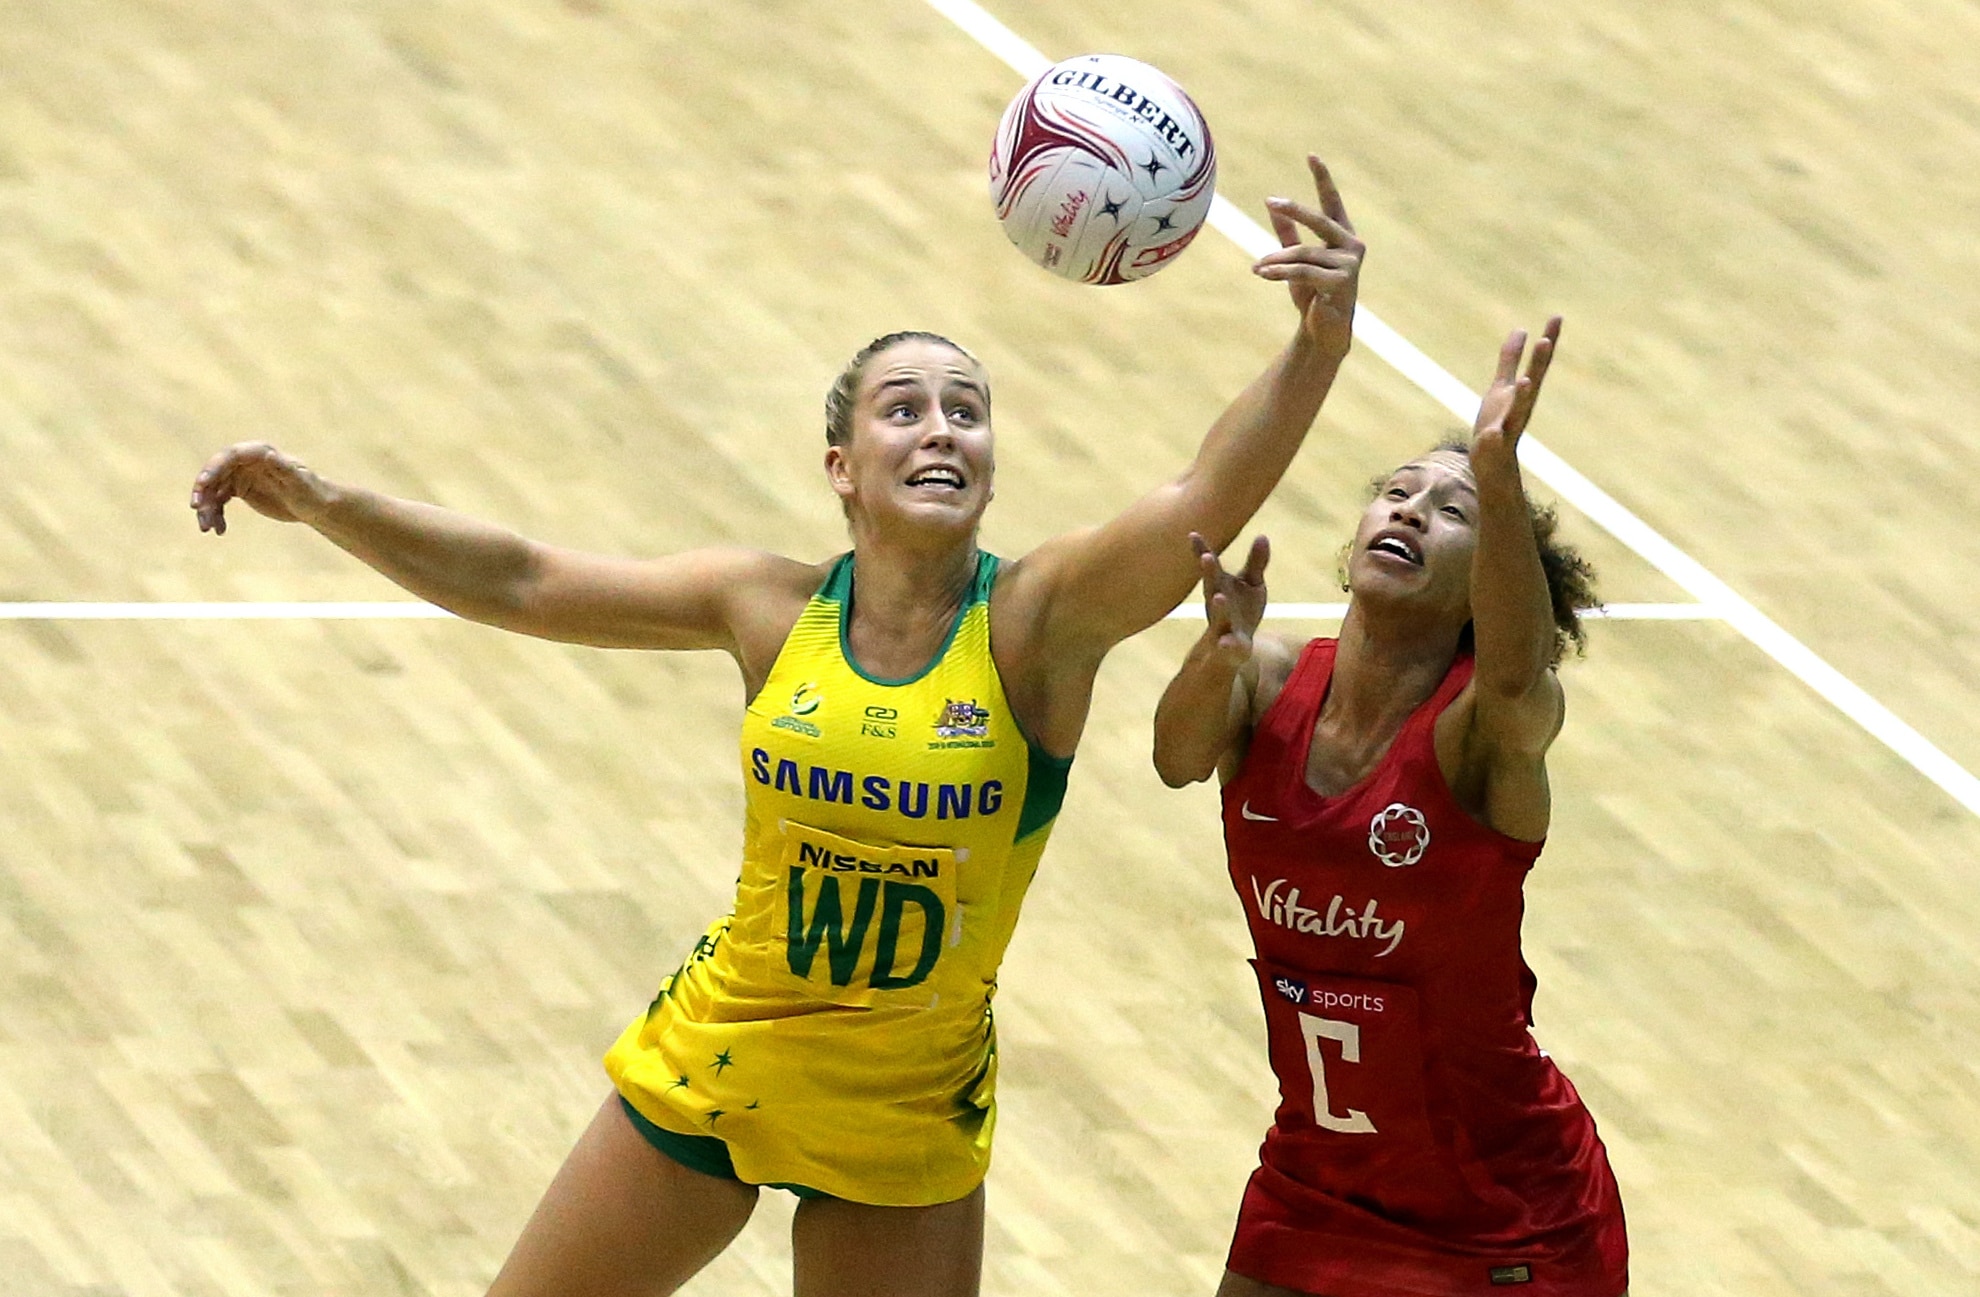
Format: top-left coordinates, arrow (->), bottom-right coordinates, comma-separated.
1467,319 -> 1564,730
189,442 -> 804,655
1442,319 -> 1570,840
1010,156 -> 1364,662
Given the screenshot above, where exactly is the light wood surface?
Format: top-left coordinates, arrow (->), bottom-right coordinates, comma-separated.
3,1 -> 1978,1294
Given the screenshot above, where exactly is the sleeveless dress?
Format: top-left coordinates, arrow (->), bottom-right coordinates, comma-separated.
604,551 -> 1073,1206
1221,639 -> 1628,1297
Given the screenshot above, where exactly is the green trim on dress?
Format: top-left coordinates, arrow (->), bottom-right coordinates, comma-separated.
831,550 -> 996,687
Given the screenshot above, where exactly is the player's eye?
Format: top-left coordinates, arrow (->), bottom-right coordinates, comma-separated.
1441,504 -> 1467,521
948,405 -> 977,423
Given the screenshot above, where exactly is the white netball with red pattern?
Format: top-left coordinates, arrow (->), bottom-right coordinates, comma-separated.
988,54 -> 1216,285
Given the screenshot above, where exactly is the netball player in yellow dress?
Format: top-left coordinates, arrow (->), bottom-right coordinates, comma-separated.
189,157 -> 1364,1297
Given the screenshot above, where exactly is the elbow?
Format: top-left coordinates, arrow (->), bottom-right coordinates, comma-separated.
1472,634 -> 1551,702
1152,742 -> 1211,789
447,540 -> 547,630
1474,657 -> 1554,712
1474,668 -> 1545,707
505,542 -> 550,610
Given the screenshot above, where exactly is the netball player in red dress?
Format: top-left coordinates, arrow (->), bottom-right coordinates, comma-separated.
1153,319 -> 1627,1297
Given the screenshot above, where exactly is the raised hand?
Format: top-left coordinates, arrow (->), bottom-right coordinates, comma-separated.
1191,531 -> 1270,668
190,442 -> 334,535
1252,155 -> 1364,359
1471,316 -> 1562,466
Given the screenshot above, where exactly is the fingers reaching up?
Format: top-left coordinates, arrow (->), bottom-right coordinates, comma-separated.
1192,531 -> 1271,667
1504,315 -> 1561,438
1253,155 -> 1364,357
1263,155 -> 1356,251
1473,316 -> 1563,452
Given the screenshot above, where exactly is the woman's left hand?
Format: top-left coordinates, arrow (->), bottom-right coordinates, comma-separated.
1471,316 -> 1563,467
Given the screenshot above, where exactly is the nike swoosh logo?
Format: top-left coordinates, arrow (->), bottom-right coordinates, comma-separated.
1240,801 -> 1279,822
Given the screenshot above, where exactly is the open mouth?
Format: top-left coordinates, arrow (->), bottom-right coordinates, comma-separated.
1368,534 -> 1423,566
906,466 -> 966,491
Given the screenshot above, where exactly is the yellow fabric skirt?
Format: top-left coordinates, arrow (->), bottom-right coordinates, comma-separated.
604,915 -> 1000,1206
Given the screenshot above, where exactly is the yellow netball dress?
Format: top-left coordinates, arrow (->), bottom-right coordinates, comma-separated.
604,551 -> 1072,1205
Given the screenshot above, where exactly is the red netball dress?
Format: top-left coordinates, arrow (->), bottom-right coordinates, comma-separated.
1221,639 -> 1627,1297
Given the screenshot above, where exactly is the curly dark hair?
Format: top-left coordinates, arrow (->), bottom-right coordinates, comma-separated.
823,331 -> 985,447
1353,440 -> 1600,667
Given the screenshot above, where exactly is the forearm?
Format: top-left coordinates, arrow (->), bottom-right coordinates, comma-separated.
1468,454 -> 1554,694
310,484 -> 540,622
1024,330 -> 1345,653
1153,634 -> 1247,786
1179,330 -> 1343,548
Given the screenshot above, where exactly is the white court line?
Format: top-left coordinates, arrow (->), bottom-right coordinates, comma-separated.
924,0 -> 1980,820
0,601 -> 1715,622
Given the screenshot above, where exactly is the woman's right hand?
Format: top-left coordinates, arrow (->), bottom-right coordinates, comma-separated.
1191,531 -> 1270,668
191,442 -> 335,534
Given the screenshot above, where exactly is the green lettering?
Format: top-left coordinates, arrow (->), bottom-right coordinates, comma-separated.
786,868 -> 879,986
870,882 -> 946,990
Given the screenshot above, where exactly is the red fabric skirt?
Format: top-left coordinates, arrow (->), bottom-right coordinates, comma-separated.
1227,1159 -> 1628,1297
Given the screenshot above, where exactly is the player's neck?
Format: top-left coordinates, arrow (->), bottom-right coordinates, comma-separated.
842,535 -> 977,671
1325,603 -> 1462,737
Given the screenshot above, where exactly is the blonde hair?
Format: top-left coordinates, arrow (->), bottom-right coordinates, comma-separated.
823,332 -> 984,446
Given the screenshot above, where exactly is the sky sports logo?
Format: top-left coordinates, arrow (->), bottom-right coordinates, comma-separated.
1272,975 -> 1386,1015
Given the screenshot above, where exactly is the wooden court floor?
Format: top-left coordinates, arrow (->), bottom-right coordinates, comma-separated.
3,1 -> 1978,1294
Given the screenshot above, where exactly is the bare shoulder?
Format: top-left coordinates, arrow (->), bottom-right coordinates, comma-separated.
983,533 -> 1098,662
717,547 -> 832,597
1247,632 -> 1305,724
982,536 -> 1111,756
721,549 -> 836,685
989,529 -> 1093,614
621,545 -> 822,625
488,541 -> 825,657
714,543 -> 828,604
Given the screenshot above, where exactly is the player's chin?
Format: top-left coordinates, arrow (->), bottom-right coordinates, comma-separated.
1347,562 -> 1439,608
892,491 -> 986,529
1350,552 -> 1426,588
